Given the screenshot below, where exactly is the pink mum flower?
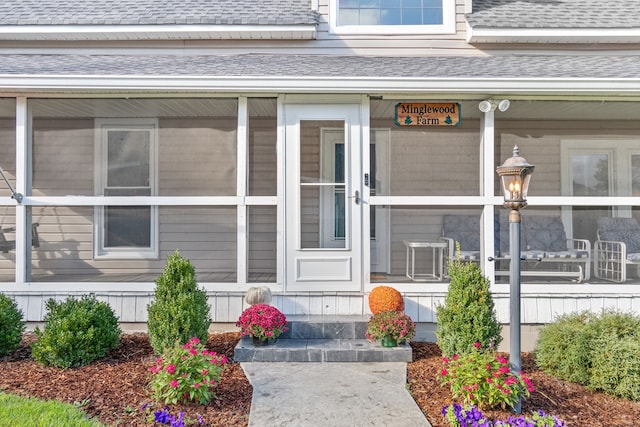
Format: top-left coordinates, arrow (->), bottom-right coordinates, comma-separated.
166,364 -> 176,374
473,342 -> 481,349
169,380 -> 179,388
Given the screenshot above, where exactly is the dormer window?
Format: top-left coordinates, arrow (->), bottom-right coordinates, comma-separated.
330,0 -> 456,35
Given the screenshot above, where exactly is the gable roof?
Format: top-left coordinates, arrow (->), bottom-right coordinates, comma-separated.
467,0 -> 640,43
0,0 -> 319,40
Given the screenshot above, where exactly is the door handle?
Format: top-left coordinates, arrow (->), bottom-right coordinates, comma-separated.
350,190 -> 360,205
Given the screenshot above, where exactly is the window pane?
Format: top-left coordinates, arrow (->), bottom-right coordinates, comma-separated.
572,154 -> 609,196
105,206 -> 151,247
423,8 -> 443,24
339,9 -> 359,24
359,9 -> 380,24
380,8 -> 401,24
107,130 -> 150,187
403,0 -> 422,8
402,8 -> 423,24
359,0 -> 378,7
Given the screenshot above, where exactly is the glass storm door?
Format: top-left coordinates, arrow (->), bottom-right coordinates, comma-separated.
284,104 -> 362,291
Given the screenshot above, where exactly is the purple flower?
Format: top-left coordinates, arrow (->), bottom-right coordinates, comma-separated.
154,407 -> 171,424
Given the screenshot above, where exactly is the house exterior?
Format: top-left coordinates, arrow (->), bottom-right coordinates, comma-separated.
0,0 -> 639,339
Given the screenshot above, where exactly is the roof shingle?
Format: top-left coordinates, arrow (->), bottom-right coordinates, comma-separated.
0,0 -> 319,26
1,53 -> 639,79
468,0 -> 640,29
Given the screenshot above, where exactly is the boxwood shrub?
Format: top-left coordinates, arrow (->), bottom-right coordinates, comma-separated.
31,295 -> 121,368
0,293 -> 25,357
535,309 -> 640,401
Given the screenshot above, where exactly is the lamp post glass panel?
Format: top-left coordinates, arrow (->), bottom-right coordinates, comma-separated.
496,145 -> 534,413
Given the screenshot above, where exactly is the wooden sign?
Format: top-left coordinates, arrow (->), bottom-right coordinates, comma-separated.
394,102 -> 461,126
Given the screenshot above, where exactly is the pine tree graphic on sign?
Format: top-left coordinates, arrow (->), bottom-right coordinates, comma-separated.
444,115 -> 453,125
404,116 -> 413,125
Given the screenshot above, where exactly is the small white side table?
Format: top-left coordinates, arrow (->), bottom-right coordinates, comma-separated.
403,240 -> 447,281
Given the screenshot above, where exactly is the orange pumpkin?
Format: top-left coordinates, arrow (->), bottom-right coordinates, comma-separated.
368,286 -> 404,314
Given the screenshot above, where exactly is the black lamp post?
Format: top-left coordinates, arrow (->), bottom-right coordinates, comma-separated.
496,145 -> 534,414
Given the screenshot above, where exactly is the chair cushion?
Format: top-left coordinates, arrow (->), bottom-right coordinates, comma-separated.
598,217 -> 640,253
523,215 -> 568,252
442,215 -> 480,252
456,251 -> 481,261
544,250 -> 590,259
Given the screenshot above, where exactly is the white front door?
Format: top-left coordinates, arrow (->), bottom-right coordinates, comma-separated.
285,104 -> 362,291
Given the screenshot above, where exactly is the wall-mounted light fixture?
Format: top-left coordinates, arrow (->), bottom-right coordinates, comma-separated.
478,99 -> 511,113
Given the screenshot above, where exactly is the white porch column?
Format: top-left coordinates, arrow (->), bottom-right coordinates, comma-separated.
237,96 -> 248,286
481,107 -> 497,281
15,97 -> 31,283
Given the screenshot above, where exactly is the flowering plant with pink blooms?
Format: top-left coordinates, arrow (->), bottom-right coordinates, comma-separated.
365,310 -> 416,343
439,342 -> 534,410
148,337 -> 228,405
236,304 -> 288,342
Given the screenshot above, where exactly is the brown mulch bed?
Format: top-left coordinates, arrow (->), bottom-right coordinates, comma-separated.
1,333 -> 639,426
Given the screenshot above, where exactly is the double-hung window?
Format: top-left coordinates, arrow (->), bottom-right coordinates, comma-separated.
95,119 -> 158,258
330,0 -> 456,35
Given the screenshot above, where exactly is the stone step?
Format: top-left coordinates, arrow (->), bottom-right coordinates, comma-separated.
233,315 -> 413,362
233,337 -> 412,363
279,315 -> 370,340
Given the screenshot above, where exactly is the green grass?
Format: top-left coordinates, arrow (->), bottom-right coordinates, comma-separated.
0,393 -> 105,427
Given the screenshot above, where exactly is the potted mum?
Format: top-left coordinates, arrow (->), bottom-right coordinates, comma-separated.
236,304 -> 288,346
365,310 -> 416,347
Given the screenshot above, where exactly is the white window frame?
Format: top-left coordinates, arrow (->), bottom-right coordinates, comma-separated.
328,0 -> 456,35
94,118 -> 159,259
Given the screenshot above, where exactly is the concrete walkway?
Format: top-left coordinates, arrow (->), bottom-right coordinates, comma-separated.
241,362 -> 432,427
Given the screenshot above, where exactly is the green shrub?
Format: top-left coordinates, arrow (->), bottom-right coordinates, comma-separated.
0,293 -> 25,357
589,333 -> 640,400
535,309 -> 640,399
436,255 -> 502,357
147,251 -> 211,354
31,295 -> 121,368
534,311 -> 597,385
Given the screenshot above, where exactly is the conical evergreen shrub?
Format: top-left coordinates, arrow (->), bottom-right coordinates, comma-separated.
147,251 -> 211,354
436,253 -> 502,357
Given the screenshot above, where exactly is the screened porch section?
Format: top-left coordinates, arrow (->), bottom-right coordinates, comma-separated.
368,99 -> 640,285
0,97 -> 278,283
